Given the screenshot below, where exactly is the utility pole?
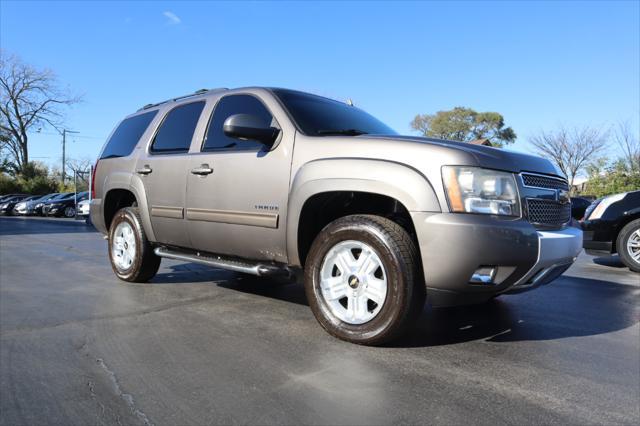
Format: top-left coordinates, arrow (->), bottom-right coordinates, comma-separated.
61,129 -> 79,184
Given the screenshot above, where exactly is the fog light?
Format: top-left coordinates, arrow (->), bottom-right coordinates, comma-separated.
470,267 -> 496,284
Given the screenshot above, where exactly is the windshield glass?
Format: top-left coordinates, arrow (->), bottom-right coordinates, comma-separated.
272,89 -> 397,137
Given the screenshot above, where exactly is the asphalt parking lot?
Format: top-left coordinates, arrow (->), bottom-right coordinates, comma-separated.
1,216 -> 638,425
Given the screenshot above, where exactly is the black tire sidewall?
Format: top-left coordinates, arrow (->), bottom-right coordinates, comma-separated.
108,207 -> 148,281
304,217 -> 416,344
617,219 -> 640,272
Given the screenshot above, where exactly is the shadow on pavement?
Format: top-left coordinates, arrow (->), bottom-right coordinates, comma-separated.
150,263 -> 239,284
399,275 -> 639,347
0,217 -> 95,235
592,254 -> 627,268
183,268 -> 639,347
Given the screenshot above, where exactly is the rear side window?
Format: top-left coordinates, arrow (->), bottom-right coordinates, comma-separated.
100,111 -> 158,159
151,101 -> 205,153
202,95 -> 275,151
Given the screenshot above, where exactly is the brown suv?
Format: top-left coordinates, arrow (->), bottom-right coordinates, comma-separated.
91,87 -> 582,345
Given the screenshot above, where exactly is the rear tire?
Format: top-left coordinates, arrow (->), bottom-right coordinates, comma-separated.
304,214 -> 425,345
108,207 -> 161,282
617,219 -> 640,272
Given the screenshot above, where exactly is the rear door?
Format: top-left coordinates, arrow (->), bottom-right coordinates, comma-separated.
136,101 -> 206,247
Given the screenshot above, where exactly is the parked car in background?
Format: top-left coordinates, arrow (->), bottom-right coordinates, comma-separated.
77,199 -> 91,217
571,197 -> 592,220
43,192 -> 89,218
0,194 -> 27,203
16,193 -> 62,215
10,195 -> 42,215
0,195 -> 30,215
582,190 -> 640,272
34,193 -> 72,216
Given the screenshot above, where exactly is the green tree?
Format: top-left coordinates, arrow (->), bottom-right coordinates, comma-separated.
0,161 -> 58,195
410,107 -> 516,147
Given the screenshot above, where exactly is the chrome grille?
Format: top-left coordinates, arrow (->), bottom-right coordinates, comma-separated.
526,199 -> 571,227
521,173 -> 568,191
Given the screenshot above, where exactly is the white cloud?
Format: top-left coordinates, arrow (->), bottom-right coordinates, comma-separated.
163,11 -> 181,25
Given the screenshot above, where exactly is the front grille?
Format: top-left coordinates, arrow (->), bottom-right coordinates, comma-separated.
521,173 -> 568,191
526,199 -> 571,227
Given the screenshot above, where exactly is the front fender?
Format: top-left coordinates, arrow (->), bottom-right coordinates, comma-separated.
286,158 -> 441,266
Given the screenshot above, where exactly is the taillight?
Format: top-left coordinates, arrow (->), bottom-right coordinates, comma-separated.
90,160 -> 99,200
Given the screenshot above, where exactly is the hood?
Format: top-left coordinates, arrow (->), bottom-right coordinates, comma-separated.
366,135 -> 564,177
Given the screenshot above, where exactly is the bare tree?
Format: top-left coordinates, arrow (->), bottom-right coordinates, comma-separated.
65,157 -> 93,186
0,52 -> 80,174
529,126 -> 609,189
614,121 -> 640,174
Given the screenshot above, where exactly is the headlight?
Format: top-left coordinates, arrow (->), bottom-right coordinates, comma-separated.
586,193 -> 626,220
442,166 -> 520,216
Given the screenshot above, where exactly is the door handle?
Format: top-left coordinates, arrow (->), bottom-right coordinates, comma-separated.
136,165 -> 152,175
191,164 -> 213,176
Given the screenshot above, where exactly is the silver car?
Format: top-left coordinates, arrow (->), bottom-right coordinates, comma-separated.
91,87 -> 582,345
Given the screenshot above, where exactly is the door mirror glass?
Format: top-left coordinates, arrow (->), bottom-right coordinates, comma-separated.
223,114 -> 279,146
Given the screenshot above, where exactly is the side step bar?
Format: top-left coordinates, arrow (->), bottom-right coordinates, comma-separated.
153,247 -> 290,277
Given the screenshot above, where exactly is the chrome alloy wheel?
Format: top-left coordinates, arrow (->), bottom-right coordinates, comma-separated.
112,222 -> 136,270
64,206 -> 75,218
319,240 -> 388,325
627,229 -> 640,263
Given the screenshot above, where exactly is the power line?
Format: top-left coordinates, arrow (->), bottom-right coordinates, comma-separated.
33,131 -> 103,140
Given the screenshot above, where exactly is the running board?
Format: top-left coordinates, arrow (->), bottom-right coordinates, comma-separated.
153,247 -> 290,277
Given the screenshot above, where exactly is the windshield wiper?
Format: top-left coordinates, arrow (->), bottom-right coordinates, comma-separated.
316,129 -> 369,136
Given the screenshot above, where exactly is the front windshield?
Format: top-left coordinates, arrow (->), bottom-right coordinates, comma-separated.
272,89 -> 397,137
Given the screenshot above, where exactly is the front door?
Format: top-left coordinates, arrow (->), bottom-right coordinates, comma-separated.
185,93 -> 292,262
136,101 -> 206,247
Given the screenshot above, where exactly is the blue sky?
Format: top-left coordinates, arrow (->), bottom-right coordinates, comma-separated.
1,0 -> 638,170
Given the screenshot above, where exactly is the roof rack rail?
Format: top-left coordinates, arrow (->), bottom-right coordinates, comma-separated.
138,88 -> 228,111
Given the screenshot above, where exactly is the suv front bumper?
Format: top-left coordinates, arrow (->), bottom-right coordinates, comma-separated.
411,213 -> 582,306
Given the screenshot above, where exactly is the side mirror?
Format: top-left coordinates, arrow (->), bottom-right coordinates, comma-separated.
223,114 -> 279,146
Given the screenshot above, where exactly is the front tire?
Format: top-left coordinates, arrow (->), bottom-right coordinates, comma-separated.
617,219 -> 640,272
108,207 -> 161,282
304,215 -> 425,345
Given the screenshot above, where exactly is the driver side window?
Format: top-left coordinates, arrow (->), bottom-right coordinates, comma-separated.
202,95 -> 275,152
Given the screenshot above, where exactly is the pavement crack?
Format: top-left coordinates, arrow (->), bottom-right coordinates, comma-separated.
95,357 -> 154,426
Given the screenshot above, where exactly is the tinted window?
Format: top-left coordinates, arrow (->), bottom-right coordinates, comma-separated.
151,102 -> 205,153
272,89 -> 397,137
100,111 -> 157,159
202,95 -> 275,151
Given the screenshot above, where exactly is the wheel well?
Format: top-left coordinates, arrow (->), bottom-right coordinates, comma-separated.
612,213 -> 640,253
297,191 -> 417,266
104,189 -> 137,231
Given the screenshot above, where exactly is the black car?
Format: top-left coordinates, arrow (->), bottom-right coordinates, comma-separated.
571,197 -> 593,220
30,192 -> 69,216
0,195 -> 30,215
42,192 -> 88,217
581,190 -> 640,272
